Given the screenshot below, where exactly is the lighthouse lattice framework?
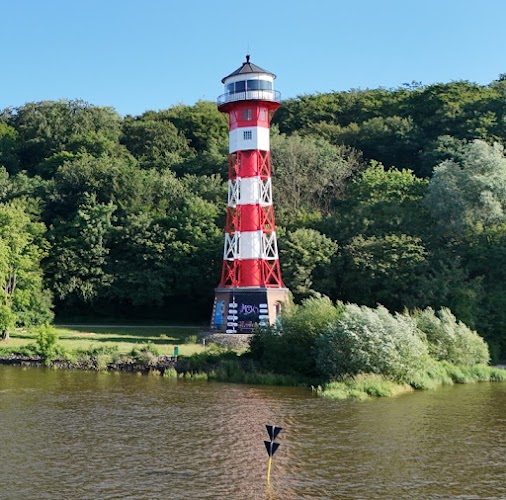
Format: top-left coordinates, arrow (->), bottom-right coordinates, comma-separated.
211,56 -> 290,333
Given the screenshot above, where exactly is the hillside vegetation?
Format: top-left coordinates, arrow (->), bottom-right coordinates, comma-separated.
2,76 -> 506,357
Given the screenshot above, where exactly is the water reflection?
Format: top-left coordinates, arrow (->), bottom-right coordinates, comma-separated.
1,367 -> 506,499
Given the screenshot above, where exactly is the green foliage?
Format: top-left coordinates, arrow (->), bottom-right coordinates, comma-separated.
47,196 -> 115,302
330,162 -> 430,239
121,116 -> 191,169
317,362 -> 506,399
425,140 -> 506,233
271,131 -> 363,218
315,304 -> 430,382
317,374 -> 413,400
177,346 -> 239,375
249,297 -> 344,377
163,367 -> 178,379
3,100 -> 124,173
0,201 -> 52,326
342,233 -> 429,309
154,101 -> 228,153
413,307 -> 490,365
0,122 -> 20,173
33,324 -> 62,361
279,228 -> 338,300
0,304 -> 15,334
2,79 -> 506,356
130,342 -> 161,365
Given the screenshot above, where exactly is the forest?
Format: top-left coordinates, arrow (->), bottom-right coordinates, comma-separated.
1,75 -> 506,357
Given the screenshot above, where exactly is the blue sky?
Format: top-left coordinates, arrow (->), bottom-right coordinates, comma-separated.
2,0 -> 506,116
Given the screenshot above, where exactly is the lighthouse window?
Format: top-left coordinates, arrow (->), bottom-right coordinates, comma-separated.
260,109 -> 266,120
246,80 -> 273,91
242,109 -> 252,121
226,80 -> 273,95
243,130 -> 252,140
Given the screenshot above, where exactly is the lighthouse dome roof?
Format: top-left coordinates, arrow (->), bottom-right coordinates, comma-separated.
221,55 -> 276,83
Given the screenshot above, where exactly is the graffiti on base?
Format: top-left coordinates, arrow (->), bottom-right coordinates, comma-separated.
235,292 -> 268,333
239,303 -> 259,316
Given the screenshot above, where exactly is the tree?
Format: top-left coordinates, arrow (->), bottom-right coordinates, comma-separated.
153,101 -> 228,153
46,153 -> 144,221
47,196 -> 115,303
0,122 -> 20,174
407,81 -> 497,141
279,228 -> 338,301
249,296 -> 343,378
425,140 -> 506,234
121,117 -> 192,169
339,233 -> 430,310
3,100 -> 124,173
413,307 -> 489,365
271,130 -> 363,219
0,201 -> 52,331
418,135 -> 468,177
326,162 -> 430,242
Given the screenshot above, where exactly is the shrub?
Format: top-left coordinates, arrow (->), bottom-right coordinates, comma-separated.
249,296 -> 344,377
414,307 -> 490,365
130,342 -> 160,366
33,324 -> 62,362
315,304 -> 430,382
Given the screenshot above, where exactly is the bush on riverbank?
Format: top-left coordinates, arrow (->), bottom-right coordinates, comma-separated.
248,296 -> 344,378
315,304 -> 430,382
242,297 -> 500,396
413,307 -> 490,365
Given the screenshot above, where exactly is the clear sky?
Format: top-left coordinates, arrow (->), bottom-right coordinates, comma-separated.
2,0 -> 506,117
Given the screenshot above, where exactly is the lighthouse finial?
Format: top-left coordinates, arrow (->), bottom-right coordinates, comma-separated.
246,54 -> 250,63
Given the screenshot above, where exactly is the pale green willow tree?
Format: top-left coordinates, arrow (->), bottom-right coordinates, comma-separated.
425,140 -> 506,233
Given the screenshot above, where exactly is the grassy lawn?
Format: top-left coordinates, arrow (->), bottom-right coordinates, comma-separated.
4,324 -> 206,357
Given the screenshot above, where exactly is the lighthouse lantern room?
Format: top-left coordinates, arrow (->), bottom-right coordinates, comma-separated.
211,56 -> 290,334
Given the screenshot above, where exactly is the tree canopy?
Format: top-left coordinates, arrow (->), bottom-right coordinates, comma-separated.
2,78 -> 506,357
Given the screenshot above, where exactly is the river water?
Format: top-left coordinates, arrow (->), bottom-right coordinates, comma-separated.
1,366 -> 506,499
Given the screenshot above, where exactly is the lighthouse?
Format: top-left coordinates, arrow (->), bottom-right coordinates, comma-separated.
211,56 -> 290,334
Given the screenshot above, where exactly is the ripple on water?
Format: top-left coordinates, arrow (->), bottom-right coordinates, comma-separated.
2,368 -> 506,499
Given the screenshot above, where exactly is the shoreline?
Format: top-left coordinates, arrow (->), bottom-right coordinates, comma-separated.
2,353 -> 506,402
0,354 -> 178,375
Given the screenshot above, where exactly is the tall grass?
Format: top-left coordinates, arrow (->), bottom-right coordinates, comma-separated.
318,362 -> 506,400
208,360 -> 301,386
317,374 -> 413,400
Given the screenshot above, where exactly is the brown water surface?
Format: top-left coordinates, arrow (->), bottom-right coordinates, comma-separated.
1,366 -> 506,499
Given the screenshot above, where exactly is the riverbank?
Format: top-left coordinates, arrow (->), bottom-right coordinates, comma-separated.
2,349 -> 506,400
0,353 -> 177,374
2,322 -> 506,400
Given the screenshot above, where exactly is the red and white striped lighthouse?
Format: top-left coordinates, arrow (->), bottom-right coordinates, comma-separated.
211,56 -> 290,333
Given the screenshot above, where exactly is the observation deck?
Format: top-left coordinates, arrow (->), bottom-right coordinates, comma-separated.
217,89 -> 281,106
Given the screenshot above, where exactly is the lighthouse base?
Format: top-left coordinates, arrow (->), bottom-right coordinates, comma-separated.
210,287 -> 290,334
